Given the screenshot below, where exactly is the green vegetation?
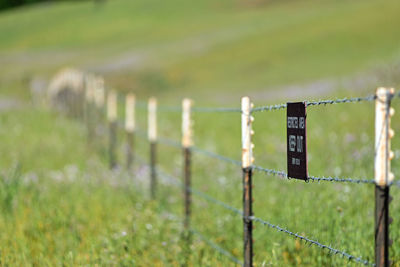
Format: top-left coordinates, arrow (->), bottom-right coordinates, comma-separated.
1,0 -> 400,266
1,0 -> 400,100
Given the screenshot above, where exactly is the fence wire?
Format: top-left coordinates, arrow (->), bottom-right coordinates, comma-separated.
252,165 -> 376,185
250,216 -> 374,266
191,146 -> 242,167
135,93 -> 376,115
145,162 -> 374,266
251,94 -> 376,113
190,228 -> 243,266
137,133 -> 379,186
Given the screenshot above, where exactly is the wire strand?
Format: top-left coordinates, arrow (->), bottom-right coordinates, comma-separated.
252,94 -> 376,113
135,153 -> 374,266
250,216 -> 374,266
191,146 -> 242,166
190,228 -> 243,266
252,165 -> 376,185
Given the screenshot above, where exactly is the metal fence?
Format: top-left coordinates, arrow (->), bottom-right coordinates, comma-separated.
72,79 -> 397,266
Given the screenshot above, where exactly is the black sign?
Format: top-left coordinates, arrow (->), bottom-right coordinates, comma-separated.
287,102 -> 308,180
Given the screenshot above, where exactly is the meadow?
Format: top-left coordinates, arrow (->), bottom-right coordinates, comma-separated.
1,0 -> 400,266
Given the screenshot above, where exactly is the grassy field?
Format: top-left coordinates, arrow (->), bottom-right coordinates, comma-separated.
1,0 -> 400,266
1,0 -> 400,100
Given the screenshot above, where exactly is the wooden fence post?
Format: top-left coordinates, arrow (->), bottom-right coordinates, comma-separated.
241,96 -> 254,267
125,93 -> 136,170
107,90 -> 118,169
148,98 -> 157,199
375,87 -> 395,267
182,98 -> 193,231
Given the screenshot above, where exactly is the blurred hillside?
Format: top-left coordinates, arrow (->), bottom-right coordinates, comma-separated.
0,0 -> 400,102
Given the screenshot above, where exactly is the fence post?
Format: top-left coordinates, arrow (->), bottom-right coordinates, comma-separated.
241,96 -> 254,267
374,87 -> 395,267
107,90 -> 118,169
94,77 -> 105,131
125,93 -> 136,170
85,75 -> 95,143
148,98 -> 157,199
182,99 -> 193,231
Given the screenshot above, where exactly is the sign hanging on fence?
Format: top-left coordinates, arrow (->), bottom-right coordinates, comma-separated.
287,102 -> 308,180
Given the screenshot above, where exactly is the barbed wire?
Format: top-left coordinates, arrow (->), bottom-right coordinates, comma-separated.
250,216 -> 374,266
133,93 -> 377,115
137,157 -> 374,266
251,95 -> 376,113
192,107 -> 241,113
252,165 -> 376,185
158,136 -> 182,149
135,133 -> 378,186
155,165 -> 244,215
190,228 -> 243,266
191,146 -> 242,167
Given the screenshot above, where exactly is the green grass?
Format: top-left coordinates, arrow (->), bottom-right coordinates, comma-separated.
1,0 -> 400,99
1,0 -> 400,265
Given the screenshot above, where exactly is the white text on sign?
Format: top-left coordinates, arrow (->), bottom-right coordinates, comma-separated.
287,116 -> 305,129
289,135 -> 303,153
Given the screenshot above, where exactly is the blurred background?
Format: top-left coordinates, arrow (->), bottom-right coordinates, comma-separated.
1,0 -> 400,266
1,0 -> 400,103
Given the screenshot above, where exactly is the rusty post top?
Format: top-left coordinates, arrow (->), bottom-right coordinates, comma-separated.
375,87 -> 395,186
148,97 -> 157,142
241,97 -> 254,168
182,98 -> 193,148
125,93 -> 136,133
107,90 -> 117,122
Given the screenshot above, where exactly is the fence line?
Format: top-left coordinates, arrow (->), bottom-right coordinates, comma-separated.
134,93 -> 378,114
57,75 -> 396,267
141,132 -> 380,186
190,228 -> 243,266
250,216 -> 374,266
148,155 -> 374,266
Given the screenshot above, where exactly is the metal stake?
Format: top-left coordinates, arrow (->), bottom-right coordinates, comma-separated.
242,97 -> 254,267
374,87 -> 395,267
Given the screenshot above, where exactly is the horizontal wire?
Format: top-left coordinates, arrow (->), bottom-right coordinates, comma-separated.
250,216 -> 374,266
135,153 -> 374,266
155,166 -> 244,216
192,107 -> 241,113
135,133 -> 377,186
190,228 -> 243,266
134,93 -> 376,114
252,165 -> 376,185
123,157 -> 241,265
252,94 -> 376,113
133,133 -> 377,186
191,146 -> 242,167
158,136 -> 182,149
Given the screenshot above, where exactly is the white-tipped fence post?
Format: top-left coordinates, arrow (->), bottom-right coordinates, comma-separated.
107,90 -> 118,169
241,96 -> 254,267
375,87 -> 395,267
182,99 -> 193,231
148,98 -> 157,199
125,94 -> 136,170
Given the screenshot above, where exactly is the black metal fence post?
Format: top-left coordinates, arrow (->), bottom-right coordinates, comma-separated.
241,97 -> 254,267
